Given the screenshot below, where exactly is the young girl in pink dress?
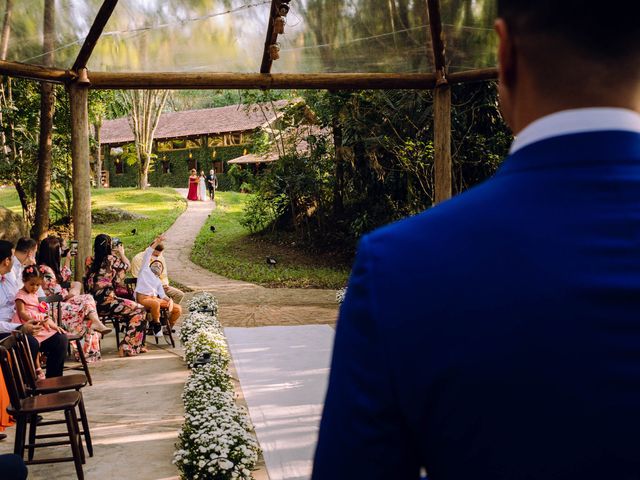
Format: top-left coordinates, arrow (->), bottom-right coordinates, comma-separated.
12,266 -> 64,379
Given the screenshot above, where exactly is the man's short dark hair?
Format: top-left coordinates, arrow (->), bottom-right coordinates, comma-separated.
154,244 -> 165,253
15,237 -> 36,253
498,0 -> 639,64
0,240 -> 14,263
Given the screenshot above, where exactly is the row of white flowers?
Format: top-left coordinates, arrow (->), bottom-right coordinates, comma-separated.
336,287 -> 347,304
174,292 -> 261,480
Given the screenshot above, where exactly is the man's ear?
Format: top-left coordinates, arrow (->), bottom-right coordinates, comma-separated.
495,19 -> 517,90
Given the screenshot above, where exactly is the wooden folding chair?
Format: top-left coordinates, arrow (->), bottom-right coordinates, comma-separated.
38,294 -> 92,386
15,333 -> 93,458
0,339 -> 85,480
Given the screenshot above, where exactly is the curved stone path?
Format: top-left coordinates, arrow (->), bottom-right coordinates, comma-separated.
164,190 -> 339,327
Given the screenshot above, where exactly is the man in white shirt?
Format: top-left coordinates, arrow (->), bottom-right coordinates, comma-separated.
10,237 -> 37,288
130,243 -> 184,304
0,240 -> 68,379
133,237 -> 182,336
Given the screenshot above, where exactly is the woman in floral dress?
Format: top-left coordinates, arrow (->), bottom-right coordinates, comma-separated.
37,237 -> 111,362
84,234 -> 147,357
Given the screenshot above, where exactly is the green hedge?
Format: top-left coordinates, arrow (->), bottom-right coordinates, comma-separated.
105,145 -> 247,189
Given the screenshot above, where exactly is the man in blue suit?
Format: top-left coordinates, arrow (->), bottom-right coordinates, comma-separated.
313,1 -> 640,478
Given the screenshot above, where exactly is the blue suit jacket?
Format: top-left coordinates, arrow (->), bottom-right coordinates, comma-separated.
313,131 -> 640,479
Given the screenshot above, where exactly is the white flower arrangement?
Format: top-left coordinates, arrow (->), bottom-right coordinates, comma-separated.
175,293 -> 261,480
336,287 -> 347,304
187,292 -> 219,315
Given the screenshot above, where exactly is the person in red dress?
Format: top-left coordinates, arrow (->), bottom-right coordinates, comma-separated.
187,168 -> 199,201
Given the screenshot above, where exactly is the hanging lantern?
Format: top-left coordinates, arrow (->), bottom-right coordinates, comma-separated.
269,44 -> 280,61
274,15 -> 286,34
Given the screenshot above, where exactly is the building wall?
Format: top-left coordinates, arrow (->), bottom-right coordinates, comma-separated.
104,143 -> 246,189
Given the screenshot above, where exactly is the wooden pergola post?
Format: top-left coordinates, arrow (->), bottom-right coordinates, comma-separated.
433,82 -> 452,203
427,0 -> 452,205
69,81 -> 91,281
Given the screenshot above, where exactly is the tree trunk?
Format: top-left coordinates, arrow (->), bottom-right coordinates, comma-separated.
139,168 -> 148,191
70,84 -> 91,281
122,89 -> 168,189
0,0 -> 13,60
33,0 -> 56,240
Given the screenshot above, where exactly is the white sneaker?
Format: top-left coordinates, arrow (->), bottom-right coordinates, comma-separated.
152,323 -> 163,337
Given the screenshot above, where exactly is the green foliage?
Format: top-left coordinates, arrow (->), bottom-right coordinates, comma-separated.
242,83 -> 511,256
240,193 -> 279,233
226,164 -> 254,192
0,78 -> 41,218
191,192 -> 350,289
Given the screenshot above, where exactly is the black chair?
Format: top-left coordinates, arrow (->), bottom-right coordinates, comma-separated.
0,338 -> 85,480
38,294 -> 92,385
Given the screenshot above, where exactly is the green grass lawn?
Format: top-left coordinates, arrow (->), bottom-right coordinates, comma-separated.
90,188 -> 186,255
0,186 -> 186,256
191,192 -> 351,289
0,186 -> 23,212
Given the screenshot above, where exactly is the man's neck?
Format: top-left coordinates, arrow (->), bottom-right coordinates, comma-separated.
14,252 -> 27,264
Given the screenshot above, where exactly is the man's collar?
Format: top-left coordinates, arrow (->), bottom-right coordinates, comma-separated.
510,108 -> 640,154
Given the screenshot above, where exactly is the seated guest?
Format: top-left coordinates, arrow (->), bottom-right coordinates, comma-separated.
38,236 -> 110,362
131,242 -> 184,303
14,266 -> 66,378
85,234 -> 147,357
134,236 -> 182,336
0,240 -> 67,378
11,237 -> 37,288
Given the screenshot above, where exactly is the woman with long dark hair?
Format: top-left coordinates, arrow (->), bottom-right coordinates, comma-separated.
84,234 -> 147,356
37,236 -> 111,362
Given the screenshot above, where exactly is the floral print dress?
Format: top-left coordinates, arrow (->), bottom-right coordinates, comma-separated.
40,264 -> 102,362
85,255 -> 147,355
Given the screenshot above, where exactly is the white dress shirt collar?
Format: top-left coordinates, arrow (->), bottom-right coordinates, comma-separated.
510,108 -> 640,154
0,272 -> 19,332
11,255 -> 23,289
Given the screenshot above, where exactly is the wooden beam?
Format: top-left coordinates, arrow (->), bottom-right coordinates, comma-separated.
433,84 -> 452,204
259,0 -> 278,73
88,70 -> 496,90
427,0 -> 447,77
72,0 -> 119,72
69,83 -> 92,281
0,59 -> 72,83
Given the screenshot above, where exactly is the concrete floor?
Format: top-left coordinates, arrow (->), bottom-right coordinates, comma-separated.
0,334 -> 188,480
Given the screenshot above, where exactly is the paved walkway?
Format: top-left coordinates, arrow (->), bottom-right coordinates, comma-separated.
0,339 -> 187,480
166,190 -> 339,328
226,326 -> 335,480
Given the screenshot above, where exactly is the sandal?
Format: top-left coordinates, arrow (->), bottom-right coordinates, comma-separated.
118,347 -> 137,358
36,368 -> 45,380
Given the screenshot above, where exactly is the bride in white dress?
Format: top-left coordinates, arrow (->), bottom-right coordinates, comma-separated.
198,171 -> 208,201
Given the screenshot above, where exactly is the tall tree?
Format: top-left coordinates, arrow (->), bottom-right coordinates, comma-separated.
33,0 -> 56,240
120,89 -> 169,190
89,90 -> 116,189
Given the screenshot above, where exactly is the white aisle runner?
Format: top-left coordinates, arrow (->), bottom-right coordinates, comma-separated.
225,325 -> 335,480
